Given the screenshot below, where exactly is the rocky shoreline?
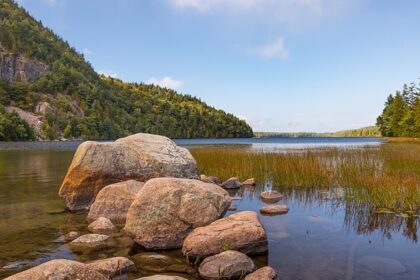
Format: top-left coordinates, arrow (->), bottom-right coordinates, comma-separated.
5,133 -> 288,280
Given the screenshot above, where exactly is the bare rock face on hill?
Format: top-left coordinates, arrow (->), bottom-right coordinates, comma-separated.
59,133 -> 200,211
124,177 -> 231,250
0,42 -> 48,83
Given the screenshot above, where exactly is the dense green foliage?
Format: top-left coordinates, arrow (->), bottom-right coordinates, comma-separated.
0,108 -> 35,141
0,0 -> 253,140
377,81 -> 420,137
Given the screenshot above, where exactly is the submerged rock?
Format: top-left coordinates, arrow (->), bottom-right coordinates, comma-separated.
3,259 -> 107,280
131,252 -> 179,273
228,204 -> 237,211
260,191 -> 283,203
183,211 -> 267,259
357,255 -> 406,274
124,178 -> 231,250
198,250 -> 256,280
244,266 -> 277,280
59,133 -> 200,211
242,178 -> 256,186
87,257 -> 136,278
260,205 -> 289,215
71,234 -> 110,247
87,180 -> 144,224
221,177 -> 241,189
135,276 -> 189,280
88,217 -> 116,233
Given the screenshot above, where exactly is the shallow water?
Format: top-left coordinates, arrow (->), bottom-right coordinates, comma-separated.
0,138 -> 419,279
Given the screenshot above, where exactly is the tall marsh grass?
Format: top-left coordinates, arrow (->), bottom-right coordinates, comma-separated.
191,143 -> 420,212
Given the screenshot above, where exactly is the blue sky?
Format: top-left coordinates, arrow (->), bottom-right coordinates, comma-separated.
16,0 -> 420,132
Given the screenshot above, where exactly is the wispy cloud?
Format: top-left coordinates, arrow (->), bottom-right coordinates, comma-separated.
249,37 -> 289,59
99,69 -> 118,78
82,48 -> 93,55
17,0 -> 60,7
168,0 -> 362,28
146,76 -> 184,90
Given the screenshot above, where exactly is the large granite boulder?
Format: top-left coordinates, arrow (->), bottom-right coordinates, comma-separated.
182,211 -> 267,259
4,259 -> 107,280
59,133 -> 199,211
124,178 -> 231,250
198,250 -> 256,280
87,180 -> 144,224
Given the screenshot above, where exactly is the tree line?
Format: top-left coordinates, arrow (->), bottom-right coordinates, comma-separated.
377,81 -> 420,137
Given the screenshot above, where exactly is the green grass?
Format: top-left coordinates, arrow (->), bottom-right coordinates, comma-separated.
191,142 -> 420,213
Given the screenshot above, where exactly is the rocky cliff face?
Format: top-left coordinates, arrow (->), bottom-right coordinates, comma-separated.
0,42 -> 48,83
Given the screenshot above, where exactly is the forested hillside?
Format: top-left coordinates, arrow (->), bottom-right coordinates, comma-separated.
377,81 -> 420,137
0,0 -> 253,140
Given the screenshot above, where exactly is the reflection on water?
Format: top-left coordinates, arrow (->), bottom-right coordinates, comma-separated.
0,141 -> 419,279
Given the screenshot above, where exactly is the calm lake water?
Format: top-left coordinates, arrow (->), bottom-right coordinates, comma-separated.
0,137 -> 419,279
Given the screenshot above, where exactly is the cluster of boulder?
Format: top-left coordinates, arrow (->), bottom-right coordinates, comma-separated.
5,133 -> 280,280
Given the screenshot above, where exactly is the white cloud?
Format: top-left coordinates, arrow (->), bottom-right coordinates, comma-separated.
236,115 -> 248,121
146,76 -> 184,90
99,69 -> 118,78
17,0 -> 60,7
250,38 -> 288,59
82,48 -> 93,55
168,0 -> 362,28
44,0 -> 58,6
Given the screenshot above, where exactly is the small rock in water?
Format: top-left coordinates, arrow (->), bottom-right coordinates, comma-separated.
260,205 -> 289,215
2,260 -> 32,270
242,178 -> 256,186
201,174 -> 220,184
198,250 -> 256,280
244,266 -> 277,280
221,177 -> 241,189
357,255 -> 406,274
228,204 -> 237,211
260,191 -> 283,203
87,257 -> 136,278
88,217 -> 116,233
63,231 -> 80,242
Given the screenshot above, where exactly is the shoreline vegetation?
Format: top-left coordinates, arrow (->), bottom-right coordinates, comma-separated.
191,141 -> 420,214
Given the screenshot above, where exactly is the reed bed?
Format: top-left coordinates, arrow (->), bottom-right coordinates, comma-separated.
191,142 -> 420,212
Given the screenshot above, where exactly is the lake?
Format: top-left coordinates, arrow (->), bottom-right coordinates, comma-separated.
0,137 -> 419,279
